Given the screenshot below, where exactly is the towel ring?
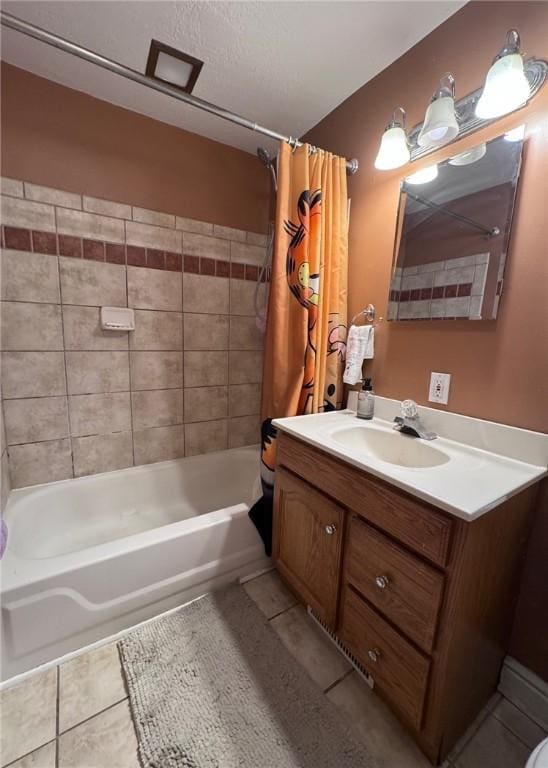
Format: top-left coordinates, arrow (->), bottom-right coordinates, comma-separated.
350,304 -> 383,327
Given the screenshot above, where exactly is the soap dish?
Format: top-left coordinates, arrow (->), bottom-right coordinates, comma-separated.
100,307 -> 135,331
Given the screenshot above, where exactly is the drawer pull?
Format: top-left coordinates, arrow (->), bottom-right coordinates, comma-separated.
325,524 -> 337,535
375,575 -> 389,590
367,648 -> 381,663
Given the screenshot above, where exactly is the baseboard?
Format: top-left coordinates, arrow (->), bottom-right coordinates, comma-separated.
498,655 -> 548,731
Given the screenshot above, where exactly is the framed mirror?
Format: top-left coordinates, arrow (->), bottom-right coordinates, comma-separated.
388,130 -> 524,321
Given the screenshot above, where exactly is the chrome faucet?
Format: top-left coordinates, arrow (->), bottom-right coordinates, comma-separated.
393,400 -> 437,441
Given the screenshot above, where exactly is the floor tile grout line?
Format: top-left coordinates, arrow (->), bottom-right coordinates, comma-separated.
490,706 -> 545,750
57,695 -> 129,738
267,601 -> 300,622
323,667 -> 355,694
2,738 -> 58,768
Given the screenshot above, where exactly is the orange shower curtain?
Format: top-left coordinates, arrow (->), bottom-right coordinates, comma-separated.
250,142 -> 348,552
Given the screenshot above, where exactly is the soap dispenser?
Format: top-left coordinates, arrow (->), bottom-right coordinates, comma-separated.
357,378 -> 375,420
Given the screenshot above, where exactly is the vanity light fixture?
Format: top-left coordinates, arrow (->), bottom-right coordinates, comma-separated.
374,107 -> 410,170
146,39 -> 203,94
476,30 -> 530,119
417,73 -> 459,148
405,164 -> 438,185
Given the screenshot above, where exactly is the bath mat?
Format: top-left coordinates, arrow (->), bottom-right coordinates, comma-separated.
119,585 -> 376,768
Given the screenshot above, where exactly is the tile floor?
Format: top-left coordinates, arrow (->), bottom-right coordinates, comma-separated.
1,570 -> 545,768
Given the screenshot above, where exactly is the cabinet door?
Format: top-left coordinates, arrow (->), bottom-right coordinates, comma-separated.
273,466 -> 344,628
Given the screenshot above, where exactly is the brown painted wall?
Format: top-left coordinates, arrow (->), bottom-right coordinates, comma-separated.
305,0 -> 548,683
305,0 -> 548,433
1,63 -> 270,233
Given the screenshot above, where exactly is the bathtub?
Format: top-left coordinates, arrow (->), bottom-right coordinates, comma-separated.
1,445 -> 269,681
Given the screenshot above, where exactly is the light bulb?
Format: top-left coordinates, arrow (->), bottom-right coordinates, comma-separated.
476,31 -> 530,119
448,143 -> 487,166
405,165 -> 438,185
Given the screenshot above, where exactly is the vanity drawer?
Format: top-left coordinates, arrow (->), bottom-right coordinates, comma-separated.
339,586 -> 430,730
277,432 -> 453,567
345,516 -> 444,653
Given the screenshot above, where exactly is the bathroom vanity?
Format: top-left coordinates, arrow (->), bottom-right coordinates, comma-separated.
272,403 -> 547,765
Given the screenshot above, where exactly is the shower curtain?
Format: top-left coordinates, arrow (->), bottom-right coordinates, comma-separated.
250,142 -> 348,554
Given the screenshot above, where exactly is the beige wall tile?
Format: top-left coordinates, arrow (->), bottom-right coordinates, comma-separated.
175,216 -> 213,235
130,310 -> 182,350
133,424 -> 184,465
183,232 -> 229,259
229,383 -> 261,417
183,273 -> 229,314
183,313 -> 229,351
131,389 -> 183,429
69,392 -> 131,436
229,415 -> 260,448
59,257 -> 127,307
24,182 -> 81,209
1,177 -> 24,197
229,278 -> 257,316
9,438 -> 73,487
1,195 -> 56,232
63,305 -> 128,351
247,231 -> 268,247
1,250 -> 60,304
1,302 -> 63,351
184,351 -> 228,388
213,224 -> 246,242
229,351 -> 263,384
65,351 -> 130,394
56,208 -> 124,242
132,206 -> 175,229
72,432 -> 133,477
126,221 -> 181,252
83,196 -> 131,219
4,396 -> 69,444
184,419 -> 227,456
183,386 -> 227,423
127,266 -> 182,312
130,351 -> 183,390
2,352 -> 66,398
230,241 -> 267,266
229,315 -> 264,350
0,667 -> 57,765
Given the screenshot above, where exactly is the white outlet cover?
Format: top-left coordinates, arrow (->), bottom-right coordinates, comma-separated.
429,372 -> 451,405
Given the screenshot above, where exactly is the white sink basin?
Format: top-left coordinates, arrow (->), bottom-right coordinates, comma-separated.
331,425 -> 450,468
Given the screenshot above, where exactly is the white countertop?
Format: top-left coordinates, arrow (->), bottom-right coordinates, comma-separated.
272,404 -> 547,521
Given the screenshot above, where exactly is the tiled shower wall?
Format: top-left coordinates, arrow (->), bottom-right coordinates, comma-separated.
0,179 -> 269,490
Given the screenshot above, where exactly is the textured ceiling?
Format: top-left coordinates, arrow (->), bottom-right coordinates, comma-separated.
1,1 -> 466,156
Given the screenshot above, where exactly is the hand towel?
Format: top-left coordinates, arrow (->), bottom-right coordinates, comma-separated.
343,325 -> 374,384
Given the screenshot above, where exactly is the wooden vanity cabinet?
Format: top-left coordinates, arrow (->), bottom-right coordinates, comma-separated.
273,431 -> 537,765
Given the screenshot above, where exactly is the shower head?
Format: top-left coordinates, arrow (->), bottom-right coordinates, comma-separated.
257,147 -> 278,192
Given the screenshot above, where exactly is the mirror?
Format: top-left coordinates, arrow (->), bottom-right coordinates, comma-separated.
388,130 -> 524,321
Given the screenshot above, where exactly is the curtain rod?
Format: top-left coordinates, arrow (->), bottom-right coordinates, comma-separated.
406,191 -> 500,238
1,11 -> 359,175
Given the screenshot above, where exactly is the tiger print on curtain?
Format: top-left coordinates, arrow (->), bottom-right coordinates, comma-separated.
249,142 -> 348,553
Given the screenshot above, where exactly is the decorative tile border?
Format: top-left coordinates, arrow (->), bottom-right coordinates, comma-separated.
0,225 -> 270,280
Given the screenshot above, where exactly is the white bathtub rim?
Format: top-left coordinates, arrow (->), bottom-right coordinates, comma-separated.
1,502 -> 254,595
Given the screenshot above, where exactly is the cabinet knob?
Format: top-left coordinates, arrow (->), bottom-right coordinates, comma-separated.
325,524 -> 337,535
375,575 -> 389,590
367,648 -> 381,663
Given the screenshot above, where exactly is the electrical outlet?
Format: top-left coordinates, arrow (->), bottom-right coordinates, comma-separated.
429,372 -> 451,405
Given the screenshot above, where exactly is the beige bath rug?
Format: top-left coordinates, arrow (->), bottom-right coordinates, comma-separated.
119,585 -> 377,768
